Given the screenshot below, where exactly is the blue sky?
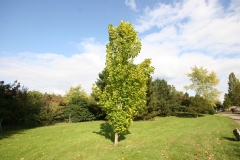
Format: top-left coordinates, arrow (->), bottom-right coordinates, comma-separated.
1,0 -> 240,101
1,0 -> 135,55
1,0 -> 162,55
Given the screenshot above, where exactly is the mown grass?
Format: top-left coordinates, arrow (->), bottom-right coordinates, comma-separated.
0,114 -> 240,160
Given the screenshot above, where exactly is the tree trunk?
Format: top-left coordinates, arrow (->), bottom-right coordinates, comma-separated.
114,132 -> 118,146
0,118 -> 2,133
69,113 -> 72,123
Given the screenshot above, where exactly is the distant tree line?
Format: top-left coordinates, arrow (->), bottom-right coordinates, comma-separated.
94,67 -> 221,119
2,71 -> 233,128
0,81 -> 98,127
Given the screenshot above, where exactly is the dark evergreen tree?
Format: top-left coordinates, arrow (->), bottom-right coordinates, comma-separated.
134,77 -> 157,120
188,95 -> 212,117
215,101 -> 223,111
231,83 -> 240,106
228,73 -> 239,97
92,68 -> 109,119
223,93 -> 231,111
153,79 -> 181,117
63,85 -> 96,122
96,68 -> 108,92
227,72 -> 240,106
0,80 -> 27,125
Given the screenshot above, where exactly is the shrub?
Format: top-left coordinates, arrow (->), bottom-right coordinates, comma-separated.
63,104 -> 96,122
209,109 -> 216,115
175,112 -> 198,118
35,102 -> 63,125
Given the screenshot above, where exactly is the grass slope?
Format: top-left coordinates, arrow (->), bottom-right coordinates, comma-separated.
0,115 -> 240,160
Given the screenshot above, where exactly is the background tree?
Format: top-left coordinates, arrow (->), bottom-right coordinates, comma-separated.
91,69 -> 109,119
16,86 -> 31,124
223,93 -> 231,111
63,85 -> 95,122
0,80 -> 27,125
0,81 -> 58,126
36,101 -> 63,125
232,83 -> 240,106
95,68 -> 108,92
179,92 -> 190,112
184,66 -> 221,107
187,95 -> 212,117
227,72 -> 240,106
153,79 -> 181,117
98,21 -> 154,146
34,93 -> 66,125
215,101 -> 223,111
26,90 -> 45,124
134,77 -> 157,120
65,85 -> 88,105
87,94 -> 105,120
168,85 -> 183,115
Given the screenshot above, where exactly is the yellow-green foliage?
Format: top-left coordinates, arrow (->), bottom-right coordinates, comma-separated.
99,21 -> 154,135
185,66 -> 221,107
65,85 -> 88,104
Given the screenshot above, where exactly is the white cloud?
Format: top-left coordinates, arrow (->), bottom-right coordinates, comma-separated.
0,38 -> 106,95
134,0 -> 240,101
125,0 -> 138,11
135,0 -> 240,55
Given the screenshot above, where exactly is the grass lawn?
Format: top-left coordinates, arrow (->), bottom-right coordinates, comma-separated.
0,114 -> 240,160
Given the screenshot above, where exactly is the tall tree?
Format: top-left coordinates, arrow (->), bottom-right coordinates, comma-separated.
153,79 -> 181,116
98,21 -> 154,146
223,93 -> 231,111
95,68 -> 157,121
232,83 -> 240,106
184,66 -> 221,107
227,72 -> 240,106
228,72 -> 239,98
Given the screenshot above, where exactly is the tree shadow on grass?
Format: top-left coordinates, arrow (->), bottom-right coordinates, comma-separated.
221,137 -> 240,158
175,112 -> 204,118
0,126 -> 31,142
0,128 -> 25,141
222,136 -> 239,142
0,124 -> 39,141
93,122 -> 131,143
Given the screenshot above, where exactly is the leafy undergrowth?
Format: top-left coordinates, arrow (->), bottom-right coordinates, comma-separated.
0,115 -> 239,160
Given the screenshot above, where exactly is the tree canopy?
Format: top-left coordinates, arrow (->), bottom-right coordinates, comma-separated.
226,72 -> 240,106
153,79 -> 181,117
228,72 -> 239,96
184,66 -> 221,107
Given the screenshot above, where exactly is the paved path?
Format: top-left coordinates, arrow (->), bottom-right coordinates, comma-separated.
219,113 -> 240,125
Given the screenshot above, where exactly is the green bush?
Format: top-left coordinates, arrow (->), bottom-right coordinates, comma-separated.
171,112 -> 177,116
176,112 -> 198,118
35,102 -> 63,125
63,104 -> 96,122
209,109 -> 216,115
